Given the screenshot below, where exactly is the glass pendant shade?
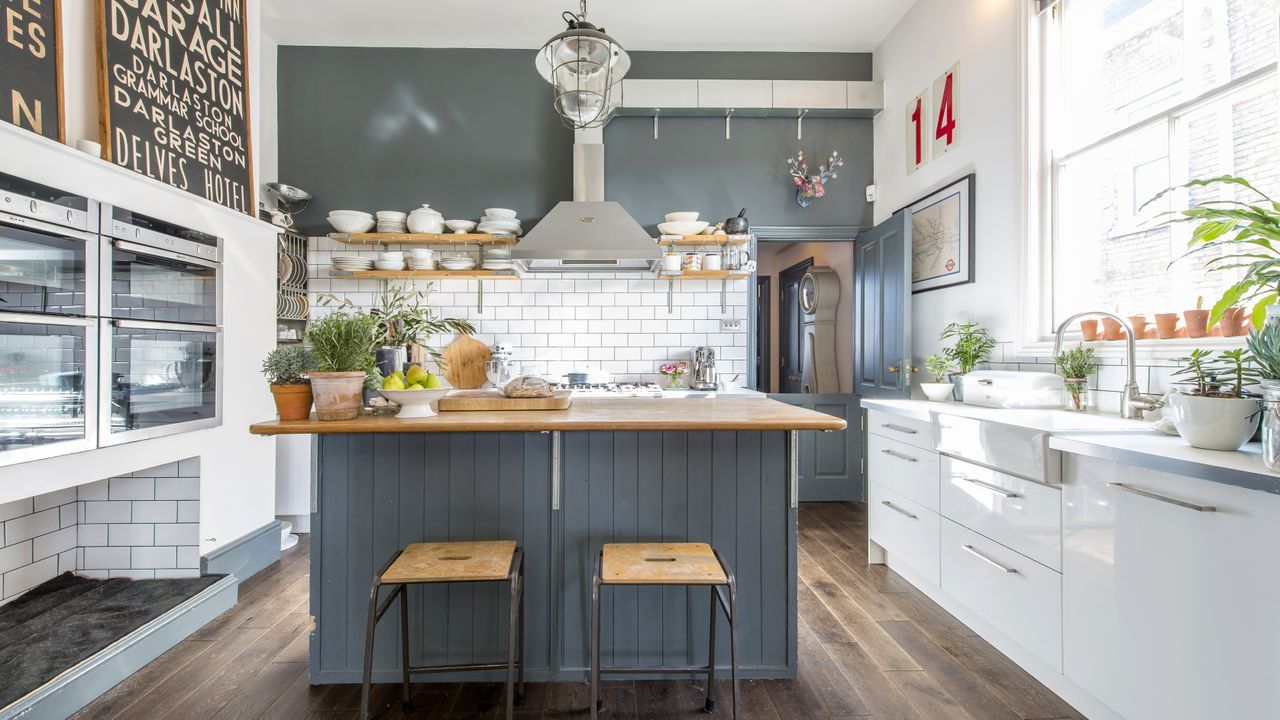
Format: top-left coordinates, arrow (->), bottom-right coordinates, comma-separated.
536,27 -> 630,129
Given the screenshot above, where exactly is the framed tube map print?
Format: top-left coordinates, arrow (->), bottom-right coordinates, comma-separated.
94,0 -> 255,215
1,0 -> 64,142
906,173 -> 975,294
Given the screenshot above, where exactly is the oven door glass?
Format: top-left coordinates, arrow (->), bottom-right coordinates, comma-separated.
107,241 -> 217,325
0,314 -> 96,464
104,321 -> 219,442
0,218 -> 94,316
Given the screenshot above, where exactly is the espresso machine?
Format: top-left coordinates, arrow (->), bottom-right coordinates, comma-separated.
690,346 -> 718,391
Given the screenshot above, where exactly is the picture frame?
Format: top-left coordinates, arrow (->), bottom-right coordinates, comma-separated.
904,173 -> 975,294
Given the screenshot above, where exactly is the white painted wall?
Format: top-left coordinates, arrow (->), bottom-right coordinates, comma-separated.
873,0 -> 1023,362
0,1 -> 278,556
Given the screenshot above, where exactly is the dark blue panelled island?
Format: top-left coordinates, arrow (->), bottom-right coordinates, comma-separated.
250,397 -> 847,684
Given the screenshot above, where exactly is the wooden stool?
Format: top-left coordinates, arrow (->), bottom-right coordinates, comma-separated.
590,542 -> 739,719
361,540 -> 524,720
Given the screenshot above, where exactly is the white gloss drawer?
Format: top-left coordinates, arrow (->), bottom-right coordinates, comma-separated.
941,456 -> 1062,571
869,481 -> 940,586
867,409 -> 933,451
941,520 -> 1062,671
869,433 -> 940,512
934,414 -> 1053,483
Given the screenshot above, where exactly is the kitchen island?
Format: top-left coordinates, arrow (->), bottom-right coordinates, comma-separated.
250,397 -> 846,684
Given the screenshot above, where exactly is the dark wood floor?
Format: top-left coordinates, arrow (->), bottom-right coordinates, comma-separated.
74,503 -> 1084,720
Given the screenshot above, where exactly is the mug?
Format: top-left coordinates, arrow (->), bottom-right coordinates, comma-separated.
663,252 -> 681,272
682,252 -> 702,271
703,253 -> 722,271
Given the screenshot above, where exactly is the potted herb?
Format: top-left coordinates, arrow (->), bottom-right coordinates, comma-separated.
920,354 -> 954,402
1247,322 -> 1280,468
1167,348 -> 1261,451
1054,344 -> 1097,412
262,346 -> 316,421
306,310 -> 380,421
940,321 -> 996,401
321,286 -> 475,377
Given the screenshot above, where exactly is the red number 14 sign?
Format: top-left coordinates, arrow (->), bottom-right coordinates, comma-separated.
906,62 -> 960,174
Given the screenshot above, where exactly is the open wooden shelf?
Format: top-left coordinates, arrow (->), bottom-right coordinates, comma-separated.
659,270 -> 752,280
657,235 -> 751,247
329,270 -> 518,279
329,232 -> 517,245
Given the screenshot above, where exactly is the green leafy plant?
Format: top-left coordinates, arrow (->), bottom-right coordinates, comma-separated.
261,346 -> 315,385
319,285 -> 474,366
306,310 -> 380,374
1246,319 -> 1280,380
1173,348 -> 1260,398
1054,344 -> 1098,380
924,354 -> 952,383
1146,175 -> 1280,329
940,321 -> 996,375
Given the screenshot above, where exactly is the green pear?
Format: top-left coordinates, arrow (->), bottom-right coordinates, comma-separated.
382,374 -> 406,390
408,383 -> 425,390
424,372 -> 441,389
406,364 -> 429,385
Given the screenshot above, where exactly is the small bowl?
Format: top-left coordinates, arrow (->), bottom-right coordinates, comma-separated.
409,248 -> 434,259
374,259 -> 405,271
446,220 -> 478,234
328,215 -> 375,233
378,388 -> 451,418
665,211 -> 699,223
657,220 -> 710,236
379,251 -> 405,260
485,208 -> 518,219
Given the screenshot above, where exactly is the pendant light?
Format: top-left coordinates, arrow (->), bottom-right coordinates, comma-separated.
535,0 -> 630,129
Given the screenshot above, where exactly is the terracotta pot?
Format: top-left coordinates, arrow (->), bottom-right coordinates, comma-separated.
1184,309 -> 1210,338
1221,307 -> 1249,337
270,383 -> 313,421
1127,315 -> 1149,339
1143,327 -> 1157,339
1175,327 -> 1188,338
1079,319 -> 1100,341
1154,313 -> 1180,339
1209,325 -> 1223,337
309,371 -> 366,421
1100,317 -> 1127,341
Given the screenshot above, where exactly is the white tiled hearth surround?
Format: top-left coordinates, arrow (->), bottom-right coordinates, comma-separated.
307,237 -> 751,382
0,459 -> 201,602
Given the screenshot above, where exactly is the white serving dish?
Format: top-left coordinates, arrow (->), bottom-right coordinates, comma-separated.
378,388 -> 450,418
328,215 -> 375,233
485,208 -> 518,219
374,259 -> 406,271
329,210 -> 372,219
657,220 -> 710,236
665,211 -> 699,223
961,371 -> 1064,409
446,220 -> 477,233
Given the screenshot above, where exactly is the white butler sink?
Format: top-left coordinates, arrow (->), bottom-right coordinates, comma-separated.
962,371 -> 1064,409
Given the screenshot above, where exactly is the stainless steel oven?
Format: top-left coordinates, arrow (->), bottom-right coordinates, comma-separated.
0,172 -> 99,317
100,319 -> 220,445
99,205 -> 220,326
0,313 -> 98,465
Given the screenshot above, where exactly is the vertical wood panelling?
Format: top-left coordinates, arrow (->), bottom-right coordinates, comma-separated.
660,432 -> 689,668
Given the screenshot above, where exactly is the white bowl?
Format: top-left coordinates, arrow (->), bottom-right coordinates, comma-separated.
485,208 -> 518,219
329,209 -> 372,217
657,221 -> 710,236
410,248 -> 434,259
328,215 -> 375,233
378,388 -> 450,418
376,211 -> 407,220
378,251 -> 405,260
665,211 -> 699,223
1168,393 -> 1261,450
374,259 -> 405,271
446,220 -> 478,234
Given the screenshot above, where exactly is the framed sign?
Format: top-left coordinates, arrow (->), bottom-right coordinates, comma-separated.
905,173 -> 975,294
932,63 -> 959,158
95,0 -> 254,215
905,91 -> 929,174
1,0 -> 64,141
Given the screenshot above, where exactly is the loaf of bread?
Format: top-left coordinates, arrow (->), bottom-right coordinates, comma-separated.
502,375 -> 553,398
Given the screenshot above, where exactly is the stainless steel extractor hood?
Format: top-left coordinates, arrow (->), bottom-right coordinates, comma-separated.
512,132 -> 660,273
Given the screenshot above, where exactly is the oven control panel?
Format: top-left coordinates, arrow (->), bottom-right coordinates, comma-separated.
0,172 -> 94,232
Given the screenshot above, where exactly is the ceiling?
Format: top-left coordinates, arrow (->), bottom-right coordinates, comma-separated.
261,0 -> 916,52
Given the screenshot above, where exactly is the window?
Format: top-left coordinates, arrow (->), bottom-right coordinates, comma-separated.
1036,0 -> 1279,340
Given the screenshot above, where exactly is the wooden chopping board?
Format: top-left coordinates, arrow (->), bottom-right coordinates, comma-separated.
439,390 -> 573,411
441,335 -> 491,389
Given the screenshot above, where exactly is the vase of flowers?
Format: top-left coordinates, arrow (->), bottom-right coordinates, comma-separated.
659,362 -> 688,389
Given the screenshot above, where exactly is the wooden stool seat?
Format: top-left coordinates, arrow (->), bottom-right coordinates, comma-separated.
602,542 -> 728,585
381,540 -> 517,584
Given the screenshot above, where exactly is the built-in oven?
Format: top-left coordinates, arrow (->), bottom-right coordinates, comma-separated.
99,205 -> 220,326
0,171 -> 99,317
0,313 -> 98,466
100,320 -> 220,445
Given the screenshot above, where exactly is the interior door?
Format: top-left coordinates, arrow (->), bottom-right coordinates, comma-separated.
778,258 -> 813,394
854,211 -> 912,398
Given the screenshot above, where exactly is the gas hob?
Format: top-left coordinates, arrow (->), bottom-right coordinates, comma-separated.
552,382 -> 664,398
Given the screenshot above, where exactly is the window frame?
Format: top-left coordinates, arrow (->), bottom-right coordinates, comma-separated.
1017,0 -> 1279,359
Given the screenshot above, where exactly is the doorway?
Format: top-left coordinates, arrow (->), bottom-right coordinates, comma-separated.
778,258 -> 814,393
755,276 -> 771,393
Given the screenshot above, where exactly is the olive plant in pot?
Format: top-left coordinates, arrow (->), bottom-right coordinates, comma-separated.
306,310 -> 380,421
262,345 -> 316,421
1168,348 -> 1262,451
1054,343 -> 1097,412
321,286 -> 475,377
940,321 -> 996,401
921,354 -> 955,402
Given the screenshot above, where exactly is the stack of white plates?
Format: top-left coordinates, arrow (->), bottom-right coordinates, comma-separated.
331,255 -> 374,272
408,256 -> 436,271
376,211 -> 408,233
482,246 -> 513,270
439,255 -> 477,271
478,208 -> 522,236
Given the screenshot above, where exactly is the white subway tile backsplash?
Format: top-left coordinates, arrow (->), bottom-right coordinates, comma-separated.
3,557 -> 57,599
0,498 -> 33,523
176,546 -> 200,568
79,524 -> 108,547
155,477 -> 200,501
132,546 -> 177,569
82,547 -> 131,570
177,501 -> 199,524
85,501 -> 132,524
132,501 -> 178,524
33,527 -> 77,561
109,524 -> 155,547
5,509 -> 59,546
0,542 -> 32,574
108,476 -> 155,501
34,488 -> 77,512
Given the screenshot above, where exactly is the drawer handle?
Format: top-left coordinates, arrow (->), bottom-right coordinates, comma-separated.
881,449 -> 918,463
881,423 -> 919,435
961,544 -> 1019,574
1107,482 -> 1217,513
954,474 -> 1018,498
880,500 -> 917,520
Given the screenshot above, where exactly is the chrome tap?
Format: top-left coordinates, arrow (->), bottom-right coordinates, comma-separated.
1053,311 -> 1164,419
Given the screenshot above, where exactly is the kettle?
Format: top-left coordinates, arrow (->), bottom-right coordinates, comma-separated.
724,208 -> 749,235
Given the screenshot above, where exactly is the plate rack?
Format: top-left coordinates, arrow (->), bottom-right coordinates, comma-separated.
277,232 -> 309,342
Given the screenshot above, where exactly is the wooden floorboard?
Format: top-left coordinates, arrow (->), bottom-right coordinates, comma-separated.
75,504 -> 1082,720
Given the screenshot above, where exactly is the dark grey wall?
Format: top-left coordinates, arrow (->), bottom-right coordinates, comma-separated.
278,48 -> 874,234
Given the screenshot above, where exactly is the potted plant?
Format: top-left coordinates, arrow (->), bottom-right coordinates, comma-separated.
1167,348 -> 1261,451
262,346 -> 315,421
321,286 -> 475,377
1055,343 -> 1097,412
307,310 -> 380,421
1154,311 -> 1180,339
1079,318 -> 1100,341
921,354 -> 954,402
1248,320 -> 1280,468
940,321 -> 996,401
1100,314 -> 1126,341
1183,296 -> 1210,338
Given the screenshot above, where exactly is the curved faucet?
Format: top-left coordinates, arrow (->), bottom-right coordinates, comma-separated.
1053,311 -> 1163,419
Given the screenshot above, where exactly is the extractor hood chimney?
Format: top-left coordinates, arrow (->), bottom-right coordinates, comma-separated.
512,128 -> 660,273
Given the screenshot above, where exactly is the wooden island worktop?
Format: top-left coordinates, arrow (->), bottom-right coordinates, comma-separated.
249,396 -> 848,434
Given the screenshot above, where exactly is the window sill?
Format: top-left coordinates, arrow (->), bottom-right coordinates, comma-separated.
1014,336 -> 1247,362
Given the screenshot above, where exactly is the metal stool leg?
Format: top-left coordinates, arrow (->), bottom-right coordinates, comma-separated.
517,558 -> 527,705
398,586 -> 412,713
590,550 -> 602,719
728,579 -> 740,720
705,585 -> 718,712
361,579 -> 381,720
505,557 -> 522,720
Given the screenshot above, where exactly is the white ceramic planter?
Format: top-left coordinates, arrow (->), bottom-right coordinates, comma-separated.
1167,392 -> 1261,451
921,383 -> 954,402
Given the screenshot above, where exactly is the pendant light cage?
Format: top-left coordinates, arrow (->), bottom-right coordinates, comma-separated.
535,2 -> 631,129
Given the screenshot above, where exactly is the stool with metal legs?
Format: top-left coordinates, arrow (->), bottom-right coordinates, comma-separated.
361,540 -> 525,720
590,542 -> 739,719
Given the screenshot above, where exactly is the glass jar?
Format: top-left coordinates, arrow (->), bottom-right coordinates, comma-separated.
1063,378 -> 1090,412
1261,380 -> 1280,470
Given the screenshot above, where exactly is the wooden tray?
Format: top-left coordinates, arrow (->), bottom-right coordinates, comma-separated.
438,390 -> 573,412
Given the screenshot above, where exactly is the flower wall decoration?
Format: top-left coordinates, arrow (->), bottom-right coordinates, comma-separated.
786,150 -> 844,208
